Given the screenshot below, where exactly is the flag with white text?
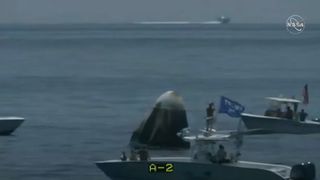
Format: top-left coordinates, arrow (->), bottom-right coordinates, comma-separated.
218,96 -> 245,118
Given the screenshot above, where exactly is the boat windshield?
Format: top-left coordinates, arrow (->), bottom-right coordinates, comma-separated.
190,137 -> 239,163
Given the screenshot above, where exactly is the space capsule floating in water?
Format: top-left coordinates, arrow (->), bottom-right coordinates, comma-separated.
130,91 -> 189,148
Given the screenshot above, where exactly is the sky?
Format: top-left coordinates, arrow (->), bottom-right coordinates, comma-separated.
0,0 -> 319,24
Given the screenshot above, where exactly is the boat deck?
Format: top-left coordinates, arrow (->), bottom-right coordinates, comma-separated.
233,161 -> 291,178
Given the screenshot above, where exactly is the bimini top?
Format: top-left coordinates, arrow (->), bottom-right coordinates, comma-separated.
265,97 -> 301,104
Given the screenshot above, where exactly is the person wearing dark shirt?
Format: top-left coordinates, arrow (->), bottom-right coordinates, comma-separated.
285,106 -> 293,119
300,109 -> 308,121
276,108 -> 282,118
138,148 -> 150,161
216,144 -> 227,163
206,103 -> 215,131
129,150 -> 138,161
120,151 -> 127,161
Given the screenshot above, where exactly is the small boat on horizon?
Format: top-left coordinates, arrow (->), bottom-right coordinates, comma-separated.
0,117 -> 24,135
135,16 -> 231,25
217,16 -> 231,24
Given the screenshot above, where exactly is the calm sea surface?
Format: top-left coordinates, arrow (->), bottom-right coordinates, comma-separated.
0,24 -> 320,180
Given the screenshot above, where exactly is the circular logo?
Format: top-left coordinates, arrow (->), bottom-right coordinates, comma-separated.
286,15 -> 305,35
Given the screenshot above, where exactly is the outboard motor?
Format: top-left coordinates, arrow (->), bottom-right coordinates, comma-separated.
290,162 -> 316,180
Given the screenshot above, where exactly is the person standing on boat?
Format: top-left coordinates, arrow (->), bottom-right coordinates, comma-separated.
206,103 -> 215,131
299,109 -> 308,121
129,150 -> 138,161
216,144 -> 227,163
138,148 -> 150,161
285,106 -> 293,119
276,108 -> 282,117
120,151 -> 127,161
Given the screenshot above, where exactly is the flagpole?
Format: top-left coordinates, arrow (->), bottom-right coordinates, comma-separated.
302,84 -> 309,105
237,117 -> 243,132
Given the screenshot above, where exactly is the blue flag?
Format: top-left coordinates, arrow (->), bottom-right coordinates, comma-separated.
218,96 -> 245,118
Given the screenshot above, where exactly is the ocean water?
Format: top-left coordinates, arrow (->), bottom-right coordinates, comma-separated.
0,24 -> 320,180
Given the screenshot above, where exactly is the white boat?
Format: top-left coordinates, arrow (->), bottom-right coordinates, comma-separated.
217,16 -> 231,24
241,97 -> 320,134
135,16 -> 230,25
96,130 -> 315,180
0,117 -> 24,135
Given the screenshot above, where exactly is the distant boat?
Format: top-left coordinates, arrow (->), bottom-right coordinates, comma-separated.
241,97 -> 320,134
217,16 -> 231,24
135,16 -> 231,25
0,117 -> 24,135
135,21 -> 191,25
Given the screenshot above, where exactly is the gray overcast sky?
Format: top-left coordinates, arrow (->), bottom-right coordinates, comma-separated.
0,0 -> 319,23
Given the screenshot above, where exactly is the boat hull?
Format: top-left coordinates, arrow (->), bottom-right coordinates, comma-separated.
241,113 -> 320,134
96,159 -> 289,180
0,117 -> 24,135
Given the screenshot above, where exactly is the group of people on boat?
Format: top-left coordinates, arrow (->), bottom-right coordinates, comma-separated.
193,143 -> 230,164
264,105 -> 308,121
120,148 -> 150,161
